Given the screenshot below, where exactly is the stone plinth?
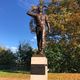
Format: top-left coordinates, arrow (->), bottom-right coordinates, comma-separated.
30,54 -> 48,80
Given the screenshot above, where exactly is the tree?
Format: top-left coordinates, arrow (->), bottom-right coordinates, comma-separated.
45,0 -> 80,72
45,43 -> 64,72
47,0 -> 80,46
0,48 -> 16,69
17,42 -> 33,70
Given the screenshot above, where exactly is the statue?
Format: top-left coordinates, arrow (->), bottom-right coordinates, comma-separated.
27,4 -> 50,54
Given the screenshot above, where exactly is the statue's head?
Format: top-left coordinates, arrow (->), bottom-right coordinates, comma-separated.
38,6 -> 43,13
32,5 -> 47,14
31,6 -> 43,13
38,5 -> 48,14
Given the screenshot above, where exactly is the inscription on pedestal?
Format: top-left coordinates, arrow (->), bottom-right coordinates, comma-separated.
31,64 -> 45,75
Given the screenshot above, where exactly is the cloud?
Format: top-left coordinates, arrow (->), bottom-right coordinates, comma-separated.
30,36 -> 37,48
30,35 -> 36,43
33,36 -> 36,39
31,39 -> 34,42
10,47 -> 18,53
6,46 -> 18,53
0,43 -> 17,53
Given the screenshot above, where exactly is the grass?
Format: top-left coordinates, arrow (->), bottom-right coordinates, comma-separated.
0,70 -> 80,80
0,70 -> 30,80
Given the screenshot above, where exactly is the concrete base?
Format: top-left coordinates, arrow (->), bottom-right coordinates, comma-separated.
30,54 -> 48,80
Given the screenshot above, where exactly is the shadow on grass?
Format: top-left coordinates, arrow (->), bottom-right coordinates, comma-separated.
0,69 -> 30,74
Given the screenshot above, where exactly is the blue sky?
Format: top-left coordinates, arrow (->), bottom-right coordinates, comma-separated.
0,0 -> 40,51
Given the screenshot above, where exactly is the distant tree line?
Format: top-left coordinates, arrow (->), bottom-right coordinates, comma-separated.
0,42 -> 33,71
0,40 -> 80,73
0,47 -> 16,69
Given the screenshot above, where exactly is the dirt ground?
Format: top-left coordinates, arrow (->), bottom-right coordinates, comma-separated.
48,73 -> 80,80
0,73 -> 80,80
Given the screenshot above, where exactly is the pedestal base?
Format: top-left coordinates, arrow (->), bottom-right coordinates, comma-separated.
30,54 -> 48,80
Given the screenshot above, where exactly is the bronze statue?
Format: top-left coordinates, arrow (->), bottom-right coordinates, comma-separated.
27,5 -> 50,54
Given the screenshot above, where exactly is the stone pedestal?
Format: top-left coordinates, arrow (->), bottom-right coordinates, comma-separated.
30,55 -> 48,80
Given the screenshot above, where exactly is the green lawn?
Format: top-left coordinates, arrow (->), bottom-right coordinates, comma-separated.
0,70 -> 30,80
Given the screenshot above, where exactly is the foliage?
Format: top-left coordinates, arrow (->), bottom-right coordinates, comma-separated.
47,0 -> 80,47
17,42 -> 33,70
0,42 -> 33,71
45,43 -> 80,73
0,48 -> 16,69
45,43 -> 64,72
45,0 -> 80,73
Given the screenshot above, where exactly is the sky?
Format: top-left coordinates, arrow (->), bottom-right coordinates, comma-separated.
0,0 -> 40,52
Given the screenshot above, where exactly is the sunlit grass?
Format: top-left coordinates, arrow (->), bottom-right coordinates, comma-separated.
0,71 -> 80,80
0,70 -> 30,80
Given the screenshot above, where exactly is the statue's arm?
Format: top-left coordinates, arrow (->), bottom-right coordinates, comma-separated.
27,9 -> 36,17
45,15 -> 50,33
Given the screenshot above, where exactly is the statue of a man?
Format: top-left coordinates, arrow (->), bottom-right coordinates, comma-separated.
27,6 -> 50,54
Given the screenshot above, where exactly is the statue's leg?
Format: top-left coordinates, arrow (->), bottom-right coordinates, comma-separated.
42,26 -> 46,52
36,30 -> 42,54
39,31 -> 42,53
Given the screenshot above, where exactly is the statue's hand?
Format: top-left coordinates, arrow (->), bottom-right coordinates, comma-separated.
32,6 -> 38,10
